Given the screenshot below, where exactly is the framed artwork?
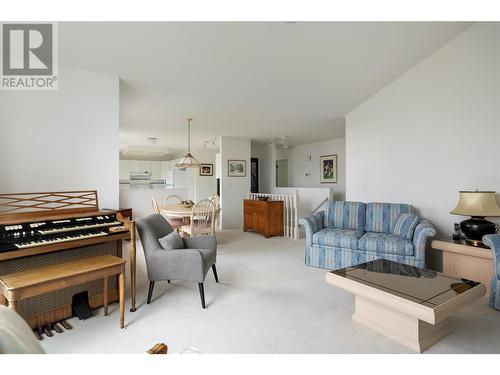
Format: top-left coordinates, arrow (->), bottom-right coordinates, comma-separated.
320,154 -> 338,183
199,163 -> 213,176
227,159 -> 246,177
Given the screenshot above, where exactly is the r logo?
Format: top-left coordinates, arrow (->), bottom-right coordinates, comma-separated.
2,23 -> 53,76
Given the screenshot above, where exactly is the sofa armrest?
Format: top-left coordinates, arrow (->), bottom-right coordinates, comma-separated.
483,234 -> 500,280
299,211 -> 325,245
412,220 -> 436,262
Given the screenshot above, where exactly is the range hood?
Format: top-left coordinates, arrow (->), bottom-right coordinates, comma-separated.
130,171 -> 152,180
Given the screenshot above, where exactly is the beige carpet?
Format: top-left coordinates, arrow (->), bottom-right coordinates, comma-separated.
40,230 -> 500,354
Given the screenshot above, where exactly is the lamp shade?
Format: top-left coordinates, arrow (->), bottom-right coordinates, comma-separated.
174,152 -> 201,168
450,191 -> 500,217
175,118 -> 201,168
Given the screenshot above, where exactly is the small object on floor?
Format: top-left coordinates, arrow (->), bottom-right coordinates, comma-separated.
179,347 -> 205,354
72,291 -> 92,320
59,320 -> 73,330
33,328 -> 43,341
147,343 -> 168,354
52,322 -> 64,334
43,326 -> 53,337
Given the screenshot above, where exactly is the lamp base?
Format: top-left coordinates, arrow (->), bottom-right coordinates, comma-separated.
459,217 -> 497,242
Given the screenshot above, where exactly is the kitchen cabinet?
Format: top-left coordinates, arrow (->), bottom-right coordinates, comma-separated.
160,161 -> 168,179
130,160 -> 141,173
119,160 -> 130,180
151,161 -> 161,179
140,160 -> 151,173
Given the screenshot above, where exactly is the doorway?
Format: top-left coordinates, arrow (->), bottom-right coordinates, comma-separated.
276,159 -> 288,187
251,158 -> 259,193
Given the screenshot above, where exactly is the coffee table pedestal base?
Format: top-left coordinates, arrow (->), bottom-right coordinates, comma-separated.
352,295 -> 455,353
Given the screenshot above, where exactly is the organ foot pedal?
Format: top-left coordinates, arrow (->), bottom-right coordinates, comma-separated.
52,322 -> 64,333
33,320 -> 74,340
34,327 -> 43,340
43,326 -> 53,337
60,320 -> 73,330
72,291 -> 92,320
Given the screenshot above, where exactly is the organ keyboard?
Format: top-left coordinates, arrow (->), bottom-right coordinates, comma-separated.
0,213 -> 123,252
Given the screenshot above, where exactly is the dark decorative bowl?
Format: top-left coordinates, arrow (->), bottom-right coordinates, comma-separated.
257,196 -> 269,201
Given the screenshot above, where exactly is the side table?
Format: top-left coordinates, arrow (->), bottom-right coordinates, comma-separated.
431,237 -> 493,294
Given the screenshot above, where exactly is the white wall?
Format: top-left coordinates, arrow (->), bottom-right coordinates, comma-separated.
0,66 -> 120,209
278,138 -> 346,200
346,23 -> 500,235
193,147 -> 217,201
220,137 -> 251,229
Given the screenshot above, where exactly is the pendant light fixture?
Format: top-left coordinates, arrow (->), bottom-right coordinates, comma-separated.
175,118 -> 201,168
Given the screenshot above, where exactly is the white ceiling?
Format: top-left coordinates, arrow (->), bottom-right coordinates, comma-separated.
59,22 -> 472,156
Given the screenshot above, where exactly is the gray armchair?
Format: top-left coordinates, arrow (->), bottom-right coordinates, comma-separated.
136,214 -> 218,309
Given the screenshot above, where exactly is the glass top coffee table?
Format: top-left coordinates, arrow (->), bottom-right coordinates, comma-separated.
326,259 -> 486,352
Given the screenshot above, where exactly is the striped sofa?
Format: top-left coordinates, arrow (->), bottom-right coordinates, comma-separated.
299,201 -> 436,270
482,234 -> 500,310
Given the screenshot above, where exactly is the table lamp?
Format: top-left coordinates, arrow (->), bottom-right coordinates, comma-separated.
450,190 -> 500,244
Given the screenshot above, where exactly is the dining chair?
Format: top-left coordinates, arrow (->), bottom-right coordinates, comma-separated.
181,199 -> 215,237
164,194 -> 183,208
151,197 -> 161,214
209,194 -> 220,209
209,194 -> 220,231
152,197 -> 183,230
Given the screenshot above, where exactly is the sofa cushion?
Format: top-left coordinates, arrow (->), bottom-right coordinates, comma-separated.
358,232 -> 414,256
325,201 -> 366,230
312,228 -> 365,249
365,202 -> 415,234
392,213 -> 419,240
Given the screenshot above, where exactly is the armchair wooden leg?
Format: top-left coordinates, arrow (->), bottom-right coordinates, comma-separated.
198,283 -> 206,309
211,264 -> 219,283
147,281 -> 155,304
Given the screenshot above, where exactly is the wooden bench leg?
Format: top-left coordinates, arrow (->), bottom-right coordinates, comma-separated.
119,271 -> 125,329
103,277 -> 109,317
8,300 -> 18,312
0,293 -> 6,306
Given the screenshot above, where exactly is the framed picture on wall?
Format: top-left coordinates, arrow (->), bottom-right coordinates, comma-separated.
320,154 -> 337,183
199,163 -> 213,176
228,160 -> 246,177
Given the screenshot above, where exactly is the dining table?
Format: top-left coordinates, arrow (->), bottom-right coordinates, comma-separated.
160,205 -> 221,224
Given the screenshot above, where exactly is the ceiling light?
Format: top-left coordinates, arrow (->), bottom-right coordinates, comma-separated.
175,118 -> 201,169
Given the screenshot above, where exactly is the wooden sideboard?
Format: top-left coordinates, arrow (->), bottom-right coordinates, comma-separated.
243,199 -> 284,238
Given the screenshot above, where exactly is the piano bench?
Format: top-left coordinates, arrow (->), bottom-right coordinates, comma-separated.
0,255 -> 127,329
